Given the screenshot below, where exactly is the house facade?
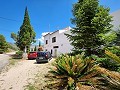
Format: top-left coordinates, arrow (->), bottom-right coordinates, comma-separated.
43,27 -> 73,57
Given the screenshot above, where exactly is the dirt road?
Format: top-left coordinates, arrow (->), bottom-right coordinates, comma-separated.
0,59 -> 51,90
0,52 -> 15,72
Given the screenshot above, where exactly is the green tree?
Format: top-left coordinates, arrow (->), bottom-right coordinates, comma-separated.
114,26 -> 120,46
66,0 -> 113,56
100,31 -> 117,46
11,32 -> 17,42
17,7 -> 36,52
34,46 -> 37,51
0,34 -> 8,52
39,41 -> 41,47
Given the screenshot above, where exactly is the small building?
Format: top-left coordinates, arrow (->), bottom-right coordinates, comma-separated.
30,45 -> 39,52
43,27 -> 73,57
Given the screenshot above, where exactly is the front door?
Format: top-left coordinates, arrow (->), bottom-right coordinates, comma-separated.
54,49 -> 57,57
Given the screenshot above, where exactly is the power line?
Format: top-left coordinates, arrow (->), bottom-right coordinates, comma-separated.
0,16 -> 40,27
0,16 -> 21,22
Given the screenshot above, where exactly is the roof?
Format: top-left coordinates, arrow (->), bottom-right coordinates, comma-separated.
43,26 -> 71,37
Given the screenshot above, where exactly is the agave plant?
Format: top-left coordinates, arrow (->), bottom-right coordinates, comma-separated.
96,66 -> 120,89
105,50 -> 120,64
47,54 -> 101,90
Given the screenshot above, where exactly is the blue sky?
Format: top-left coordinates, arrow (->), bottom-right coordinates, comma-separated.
0,0 -> 120,45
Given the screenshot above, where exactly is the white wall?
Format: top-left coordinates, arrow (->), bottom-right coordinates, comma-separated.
58,30 -> 73,55
44,33 -> 51,52
44,28 -> 73,57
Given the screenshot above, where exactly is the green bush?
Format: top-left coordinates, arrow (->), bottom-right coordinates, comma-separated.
47,54 -> 101,89
107,46 -> 120,56
16,51 -> 23,55
0,49 -> 4,54
12,51 -> 23,59
92,55 -> 120,71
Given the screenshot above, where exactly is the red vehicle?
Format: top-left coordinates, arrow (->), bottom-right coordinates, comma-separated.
28,51 -> 37,60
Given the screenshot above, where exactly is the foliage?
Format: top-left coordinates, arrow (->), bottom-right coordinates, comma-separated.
0,48 -> 4,54
11,32 -> 17,42
96,67 -> 120,89
0,34 -> 8,52
100,31 -> 117,46
47,54 -> 120,89
11,7 -> 36,52
113,26 -> 120,46
105,50 -> 120,64
65,0 -> 113,56
16,51 -> 23,56
25,83 -> 36,90
34,46 -> 37,51
107,46 -> 120,56
39,41 -> 41,47
47,54 -> 102,89
12,51 -> 23,59
92,54 -> 120,72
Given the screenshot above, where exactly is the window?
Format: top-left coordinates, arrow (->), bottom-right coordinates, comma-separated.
53,46 -> 59,48
46,40 -> 48,44
52,37 -> 56,43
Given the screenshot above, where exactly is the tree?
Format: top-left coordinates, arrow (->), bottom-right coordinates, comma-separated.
34,46 -> 37,51
11,32 -> 17,42
0,34 -> 8,52
66,0 -> 113,56
39,41 -> 41,47
114,26 -> 120,46
16,7 -> 36,52
101,31 -> 117,46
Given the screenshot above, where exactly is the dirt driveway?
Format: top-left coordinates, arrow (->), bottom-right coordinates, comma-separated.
0,59 -> 52,90
0,52 -> 15,71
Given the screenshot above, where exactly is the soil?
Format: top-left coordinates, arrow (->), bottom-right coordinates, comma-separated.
0,59 -> 52,90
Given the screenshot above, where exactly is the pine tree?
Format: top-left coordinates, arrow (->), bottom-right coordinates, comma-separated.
17,7 -> 36,52
66,0 -> 113,56
39,41 -> 41,47
34,45 -> 37,51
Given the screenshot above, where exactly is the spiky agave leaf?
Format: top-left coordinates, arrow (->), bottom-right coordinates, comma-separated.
47,54 -> 101,89
105,50 -> 120,63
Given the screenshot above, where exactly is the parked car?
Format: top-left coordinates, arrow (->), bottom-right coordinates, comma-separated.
28,51 -> 37,60
36,51 -> 52,63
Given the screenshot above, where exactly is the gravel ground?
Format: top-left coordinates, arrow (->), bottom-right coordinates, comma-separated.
0,58 -> 53,90
0,52 -> 15,72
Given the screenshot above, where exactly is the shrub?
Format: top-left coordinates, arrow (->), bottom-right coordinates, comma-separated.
0,49 -> 4,54
47,54 -> 101,89
12,51 -> 23,59
105,50 -> 120,63
105,50 -> 120,72
16,51 -> 23,56
107,46 -> 120,56
92,55 -> 120,71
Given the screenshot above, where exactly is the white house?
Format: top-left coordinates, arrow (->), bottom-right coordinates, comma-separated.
43,10 -> 120,57
43,27 -> 73,57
